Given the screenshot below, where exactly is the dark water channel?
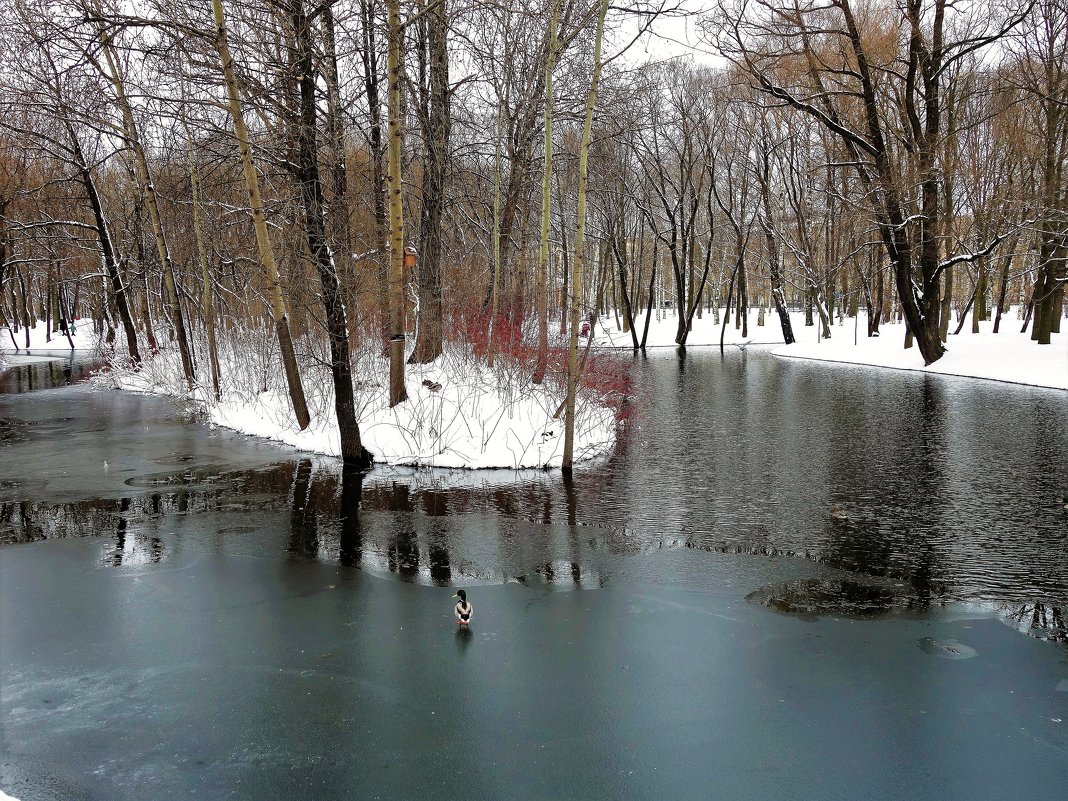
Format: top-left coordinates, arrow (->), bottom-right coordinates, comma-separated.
3,348 -> 1068,801
0,352 -> 99,395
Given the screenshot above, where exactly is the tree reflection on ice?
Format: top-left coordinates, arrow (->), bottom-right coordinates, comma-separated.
745,577 -> 904,619
994,602 -> 1067,643
99,498 -> 165,567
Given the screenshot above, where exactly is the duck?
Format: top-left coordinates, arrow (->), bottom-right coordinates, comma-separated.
452,589 -> 473,625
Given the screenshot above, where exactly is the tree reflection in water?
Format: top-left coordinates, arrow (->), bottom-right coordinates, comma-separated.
996,602 -> 1067,644
0,451 -> 1061,620
0,357 -> 96,394
338,464 -> 363,568
287,459 -> 318,559
2,496 -> 136,544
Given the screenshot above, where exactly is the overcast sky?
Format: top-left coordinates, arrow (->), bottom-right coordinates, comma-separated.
615,0 -> 724,66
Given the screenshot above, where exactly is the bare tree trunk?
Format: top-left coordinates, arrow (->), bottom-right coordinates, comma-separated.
0,202 -> 8,332
533,0 -> 561,384
44,264 -> 52,341
720,258 -> 740,354
66,122 -> 139,363
488,91 -> 503,365
189,159 -> 221,401
125,180 -> 159,353
992,241 -> 1016,334
359,0 -> 389,345
289,0 -> 372,465
557,174 -> 570,337
610,210 -> 639,350
18,267 -> 32,348
738,254 -> 749,337
972,260 -> 987,333
96,25 -> 194,388
211,0 -> 309,429
320,4 -> 354,288
410,0 -> 449,364
138,273 -> 159,355
938,157 -> 955,342
640,236 -> 657,350
756,133 -> 795,344
386,0 -> 408,404
562,0 -> 608,473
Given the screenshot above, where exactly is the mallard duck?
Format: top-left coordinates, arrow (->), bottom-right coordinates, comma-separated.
452,589 -> 473,625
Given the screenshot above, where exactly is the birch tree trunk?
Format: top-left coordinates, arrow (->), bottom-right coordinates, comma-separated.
211,0 -> 309,429
562,0 -> 608,473
386,0 -> 408,405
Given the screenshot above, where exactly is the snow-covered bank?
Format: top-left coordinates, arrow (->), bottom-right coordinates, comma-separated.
596,308 -> 799,348
2,321 -> 622,468
0,322 -> 84,365
596,308 -> 1066,390
773,320 -> 1066,390
90,341 -> 620,470
2,322 -> 619,467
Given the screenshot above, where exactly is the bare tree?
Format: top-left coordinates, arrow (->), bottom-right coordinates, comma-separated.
562,0 -> 608,473
715,0 -> 1031,364
284,0 -> 372,464
210,0 -> 310,429
408,0 -> 451,364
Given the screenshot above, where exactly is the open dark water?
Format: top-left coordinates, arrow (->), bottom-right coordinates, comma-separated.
1,348 -> 1067,801
3,349 -> 1064,607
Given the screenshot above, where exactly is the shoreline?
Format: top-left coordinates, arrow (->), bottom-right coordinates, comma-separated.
5,313 -> 1064,419
770,348 -> 1067,391
592,339 -> 1066,391
594,308 -> 1066,391
0,350 -> 76,367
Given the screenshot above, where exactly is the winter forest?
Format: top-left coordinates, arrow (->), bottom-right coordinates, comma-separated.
2,4 -> 1068,797
0,0 -> 1065,468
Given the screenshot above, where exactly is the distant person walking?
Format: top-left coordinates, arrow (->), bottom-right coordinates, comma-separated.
453,590 -> 473,625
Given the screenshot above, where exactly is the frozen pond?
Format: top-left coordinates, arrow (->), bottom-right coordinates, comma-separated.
1,349 -> 1066,800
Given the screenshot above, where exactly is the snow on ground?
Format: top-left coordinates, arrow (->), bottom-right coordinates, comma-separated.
89,342 -> 617,470
202,352 -> 615,469
0,321 -> 83,365
0,791 -> 20,801
2,321 -> 618,468
774,318 -> 1066,389
595,307 -> 1067,390
4,307 -> 1063,472
596,307 -> 799,348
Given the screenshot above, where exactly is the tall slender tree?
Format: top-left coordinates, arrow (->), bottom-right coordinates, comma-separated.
286,0 -> 372,465
562,0 -> 608,473
210,0 -> 310,429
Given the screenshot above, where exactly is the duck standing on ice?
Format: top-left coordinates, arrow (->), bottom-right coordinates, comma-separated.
453,590 -> 473,625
